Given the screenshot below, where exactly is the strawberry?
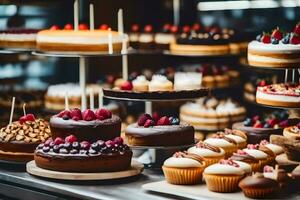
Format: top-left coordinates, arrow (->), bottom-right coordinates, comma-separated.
289,33 -> 300,45
261,33 -> 271,44
79,23 -> 89,30
26,114 -> 35,121
95,108 -> 112,120
157,116 -> 171,126
152,112 -> 160,123
120,81 -> 133,90
131,24 -> 139,32
192,23 -> 201,32
293,22 -> 300,35
144,25 -> 153,33
57,110 -> 71,118
70,108 -> 82,120
267,118 -> 278,128
162,23 -> 172,32
19,116 -> 27,124
82,109 -> 96,121
137,113 -> 152,126
271,27 -> 283,40
100,24 -> 109,30
144,119 -> 155,128
182,25 -> 191,33
253,121 -> 263,128
64,23 -> 73,30
50,25 -> 60,30
65,135 -> 77,143
170,25 -> 178,33
54,137 -> 64,145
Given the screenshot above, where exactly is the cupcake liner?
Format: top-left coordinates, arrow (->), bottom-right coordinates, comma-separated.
204,156 -> 225,167
162,166 -> 204,185
258,159 -> 269,171
203,173 -> 243,192
241,187 -> 277,198
223,146 -> 238,158
249,162 -> 261,172
238,141 -> 247,149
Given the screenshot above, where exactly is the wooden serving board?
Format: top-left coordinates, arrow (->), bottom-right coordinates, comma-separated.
27,160 -> 144,181
142,181 -> 251,200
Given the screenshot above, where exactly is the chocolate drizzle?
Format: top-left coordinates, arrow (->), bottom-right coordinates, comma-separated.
196,141 -> 221,153
213,133 -> 238,145
224,128 -> 247,139
231,151 -> 258,163
173,151 -> 204,164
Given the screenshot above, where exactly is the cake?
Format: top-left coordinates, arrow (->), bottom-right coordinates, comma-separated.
173,72 -> 202,90
243,144 -> 269,168
0,114 -> 51,162
128,24 -> 140,49
50,108 -> 121,142
132,75 -> 149,92
125,113 -> 194,146
248,25 -> 300,68
263,165 -> 291,189
180,97 -> 246,131
256,83 -> 300,108
154,24 -> 177,50
34,135 -> 132,172
36,27 -> 128,52
148,75 -> 173,91
243,77 -> 273,102
138,25 -> 155,49
0,29 -> 39,49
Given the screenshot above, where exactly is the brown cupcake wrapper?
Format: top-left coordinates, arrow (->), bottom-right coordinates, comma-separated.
249,162 -> 261,172
162,166 -> 204,185
204,173 -> 243,193
241,187 -> 277,198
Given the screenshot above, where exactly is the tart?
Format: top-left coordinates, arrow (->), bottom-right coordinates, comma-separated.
154,23 -> 177,50
138,25 -> 155,49
162,151 -> 206,185
148,75 -> 173,91
125,114 -> 194,146
34,135 -> 132,172
50,108 -> 121,142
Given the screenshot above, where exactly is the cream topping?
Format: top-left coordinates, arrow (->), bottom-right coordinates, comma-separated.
265,143 -> 284,155
174,72 -> 202,90
163,157 -> 203,168
225,134 -> 246,143
154,33 -> 175,44
187,146 -> 225,157
204,163 -> 244,175
234,161 -> 252,173
256,90 -> 300,102
132,75 -> 149,85
138,34 -> 153,43
248,40 -> 300,53
243,149 -> 268,160
204,138 -> 236,147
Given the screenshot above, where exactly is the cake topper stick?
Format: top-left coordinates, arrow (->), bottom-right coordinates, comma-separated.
292,69 -> 295,83
145,101 -> 152,114
9,97 -> 15,125
298,68 -> 300,83
118,9 -> 124,35
173,0 -> 180,26
65,92 -> 69,110
89,3 -> 94,31
108,28 -> 113,54
23,103 -> 26,116
122,54 -> 128,80
99,88 -> 103,108
80,57 -> 87,110
90,89 -> 94,110
285,69 -> 288,83
74,0 -> 79,31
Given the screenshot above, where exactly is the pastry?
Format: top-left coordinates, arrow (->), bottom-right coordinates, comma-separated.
239,172 -> 279,199
283,123 -> 300,140
204,134 -> 238,158
263,165 -> 291,189
125,114 -> 194,146
230,150 -> 260,172
243,144 -> 269,168
248,26 -> 300,68
138,25 -> 155,49
162,151 -> 206,185
34,135 -> 132,172
259,140 -> 284,164
50,108 -> 121,142
0,29 -> 39,49
132,75 -> 149,92
180,97 -> 246,131
173,72 -> 202,91
203,159 -> 245,192
187,141 -> 225,166
256,83 -> 300,108
148,75 -> 173,91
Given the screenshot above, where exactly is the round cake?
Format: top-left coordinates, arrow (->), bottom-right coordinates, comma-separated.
0,29 -> 39,49
50,108 -> 121,142
180,97 -> 246,131
125,114 -> 194,146
256,83 -> 300,107
34,135 -> 132,172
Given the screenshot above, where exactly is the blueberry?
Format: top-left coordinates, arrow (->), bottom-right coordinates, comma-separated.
49,142 -> 55,148
62,115 -> 70,120
256,34 -> 262,42
271,37 -> 279,44
70,149 -> 78,154
72,142 -> 80,150
63,143 -> 71,150
243,118 -> 252,126
42,146 -> 50,152
158,68 -> 166,76
170,117 -> 180,125
91,143 -> 99,151
59,148 -> 69,154
263,123 -> 271,128
282,34 -> 290,44
53,145 -> 60,153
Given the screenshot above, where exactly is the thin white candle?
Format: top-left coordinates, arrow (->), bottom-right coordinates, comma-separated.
65,92 -> 69,110
122,55 -> 128,80
9,97 -> 15,125
80,57 -> 87,110
108,28 -> 113,54
74,0 -> 79,31
118,9 -> 124,35
23,103 -> 26,116
89,4 -> 94,31
99,88 -> 103,108
121,35 -> 127,54
90,89 -> 94,110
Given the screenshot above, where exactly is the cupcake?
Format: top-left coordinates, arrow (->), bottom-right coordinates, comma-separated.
204,134 -> 238,158
203,159 -> 245,192
259,140 -> 284,164
162,151 -> 206,185
149,75 -> 173,91
243,144 -> 269,169
231,150 -> 260,172
132,75 -> 149,92
239,172 -> 279,199
223,128 -> 247,149
233,160 -> 252,175
263,165 -> 291,189
187,141 -> 225,166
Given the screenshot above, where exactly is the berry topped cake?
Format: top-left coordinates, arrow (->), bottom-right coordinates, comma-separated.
0,29 -> 39,49
248,24 -> 300,68
50,108 -> 121,142
256,83 -> 300,107
125,113 -> 194,146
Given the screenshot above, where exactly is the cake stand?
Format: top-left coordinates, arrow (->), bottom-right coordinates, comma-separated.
163,50 -> 242,58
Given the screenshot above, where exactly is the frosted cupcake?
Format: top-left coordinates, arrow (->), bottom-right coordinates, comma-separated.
162,151 -> 206,185
149,75 -> 173,91
203,159 -> 245,192
223,128 -> 247,149
259,140 -> 284,164
204,134 -> 238,158
233,160 -> 252,175
243,144 -> 269,169
132,75 -> 149,92
231,149 -> 260,172
187,141 -> 225,166
263,165 -> 291,189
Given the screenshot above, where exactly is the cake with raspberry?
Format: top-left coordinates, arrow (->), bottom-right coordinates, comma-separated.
0,114 -> 51,162
34,135 -> 132,172
50,108 -> 121,142
244,77 -> 273,102
154,24 -> 178,50
256,83 -> 300,107
0,29 -> 39,49
125,113 -> 194,146
138,25 -> 155,49
180,97 -> 246,131
248,25 -> 300,68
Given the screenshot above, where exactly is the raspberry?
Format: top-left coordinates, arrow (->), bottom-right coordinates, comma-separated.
271,27 -> 283,40
57,110 -> 71,118
50,25 -> 60,30
261,33 -> 271,44
182,25 -> 190,33
65,135 -> 77,143
79,23 -> 88,30
114,137 -> 124,145
267,118 -> 278,128
80,141 -> 91,150
19,116 -> 27,124
137,113 -> 152,126
54,137 -> 64,145
120,81 -> 133,90
95,108 -> 112,120
263,165 -> 273,173
70,108 -> 82,120
144,25 -> 153,32
64,23 -> 73,30
26,114 -> 36,122
152,112 -> 160,124
82,109 -> 96,121
131,24 -> 139,32
144,119 -> 155,128
157,116 -> 171,126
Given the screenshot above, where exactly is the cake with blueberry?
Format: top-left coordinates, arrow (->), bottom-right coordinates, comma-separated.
180,97 -> 246,131
34,135 -> 132,172
256,83 -> 300,107
0,28 -> 39,49
248,25 -> 300,68
0,113 -> 51,162
50,108 -> 121,142
125,113 -> 194,146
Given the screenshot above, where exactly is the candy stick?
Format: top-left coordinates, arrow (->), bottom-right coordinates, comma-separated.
80,57 -> 87,110
118,9 -> 124,35
90,89 -> 94,110
99,88 -> 103,108
89,4 -> 94,31
292,69 -> 295,83
285,69 -> 288,83
108,28 -> 113,54
9,97 -> 15,125
23,103 -> 26,116
65,92 -> 69,110
74,0 -> 79,31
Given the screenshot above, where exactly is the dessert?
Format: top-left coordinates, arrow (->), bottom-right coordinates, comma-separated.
233,160 -> 252,175
0,114 -> 51,162
0,29 -> 39,49
154,24 -> 177,50
243,144 -> 269,168
220,128 -> 247,149
138,25 -> 155,49
129,24 -> 140,49
125,113 -> 194,146
259,140 -> 284,163
180,97 -> 246,131
248,26 -> 300,68
231,150 -> 260,172
263,165 -> 291,189
37,26 -> 128,52
256,83 -> 300,108
187,141 -> 225,166
50,108 -> 121,142
291,164 -> 300,183
239,172 -> 279,199
148,75 -> 173,91
283,123 -> 300,140
34,136 -> 132,172
162,151 -> 206,185
173,72 -> 202,91
132,75 -> 149,92
203,159 -> 245,192
243,77 -> 273,102
204,134 -> 238,158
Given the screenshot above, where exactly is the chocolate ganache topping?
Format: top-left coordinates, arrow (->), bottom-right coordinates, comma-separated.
231,150 -> 258,163
195,141 -> 221,153
173,151 -> 204,164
